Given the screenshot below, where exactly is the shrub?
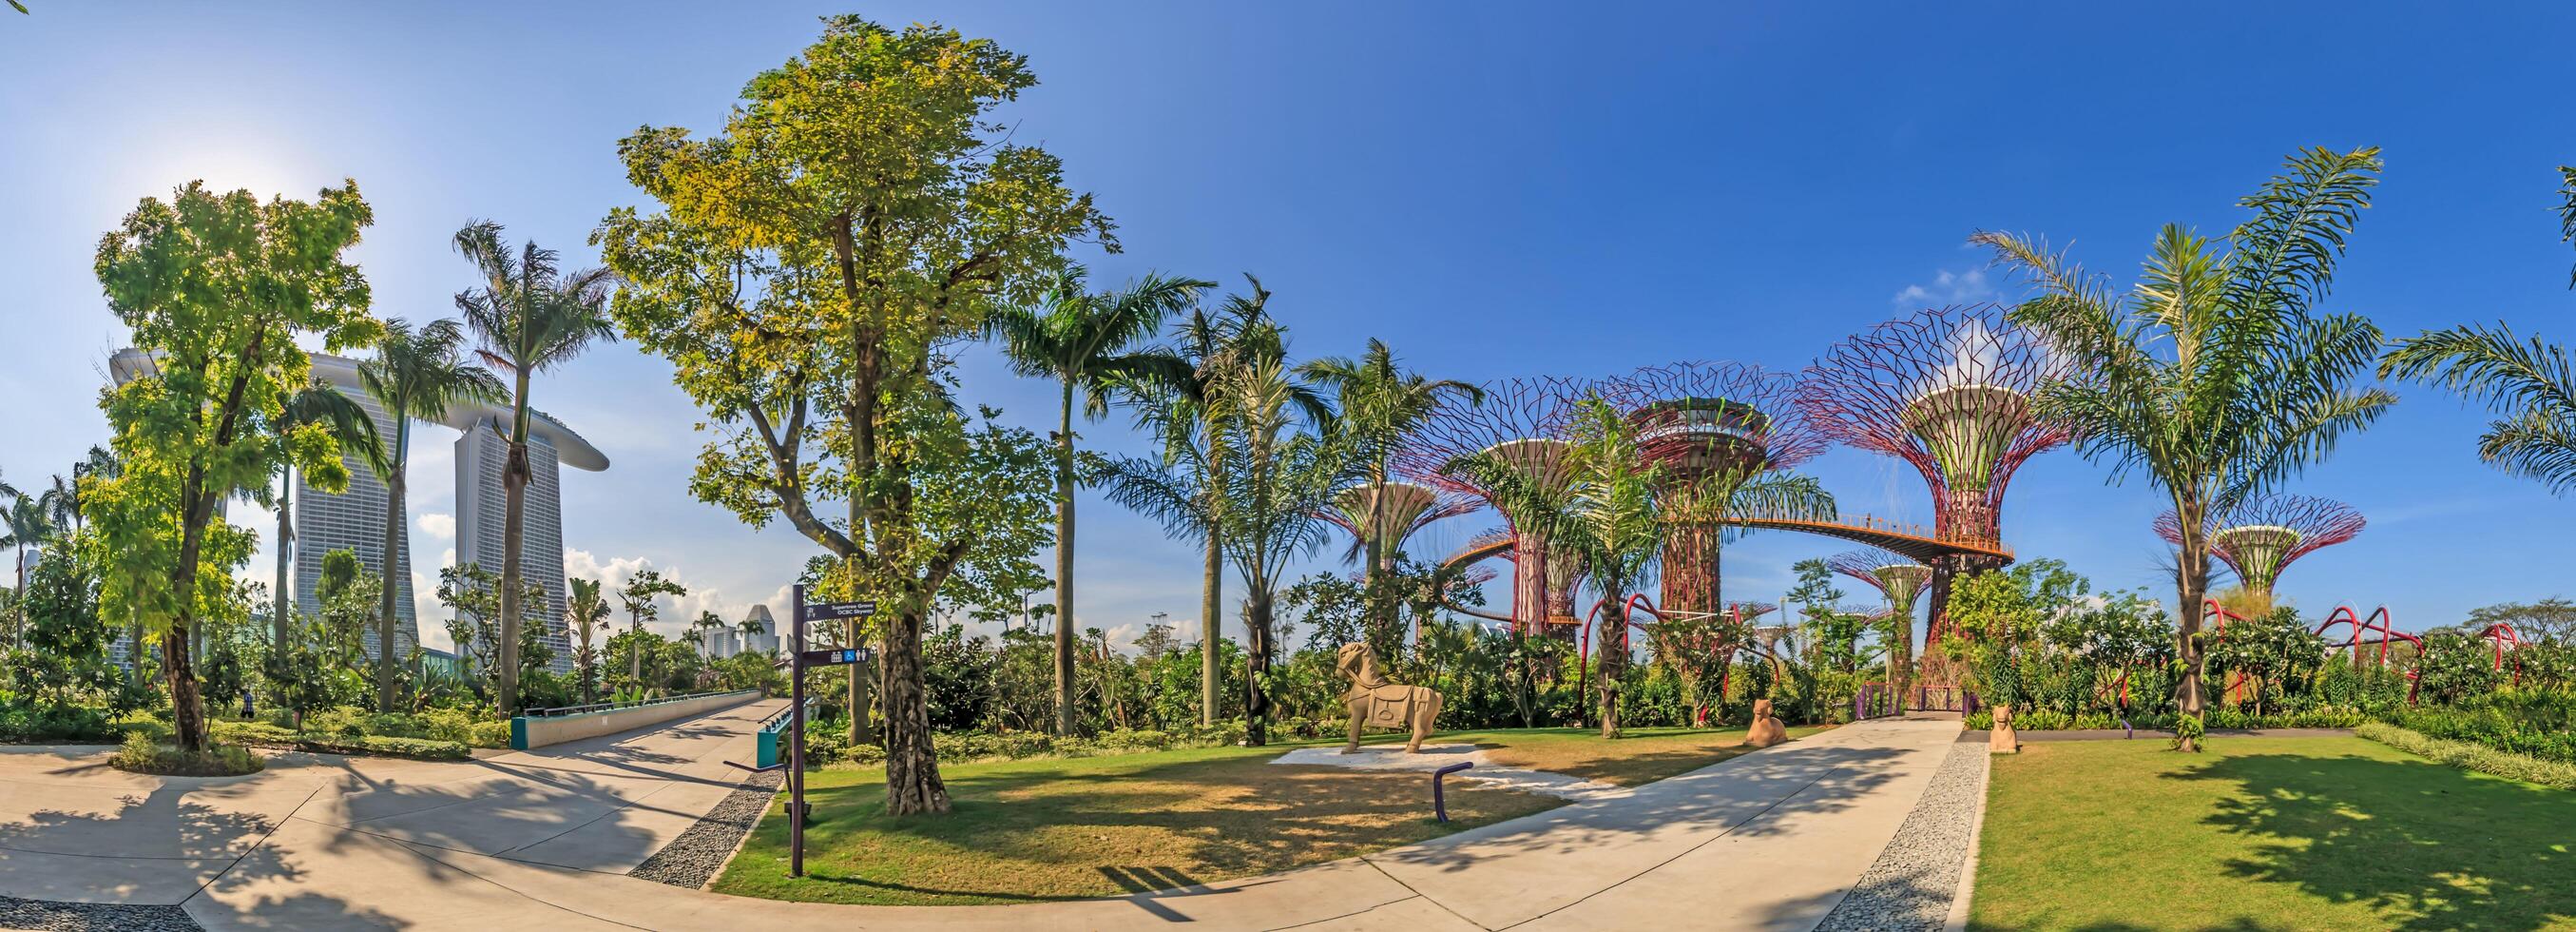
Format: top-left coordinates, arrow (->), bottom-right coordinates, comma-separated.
2390,692 -> 2576,765
2358,722 -> 2576,790
109,733 -> 265,776
0,701 -> 117,743
2172,712 -> 2204,751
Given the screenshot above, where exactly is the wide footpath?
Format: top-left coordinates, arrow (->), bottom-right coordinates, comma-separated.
0,707 -> 1979,931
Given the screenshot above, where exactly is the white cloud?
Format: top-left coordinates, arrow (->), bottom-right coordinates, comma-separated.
1893,267 -> 1994,306
561,548 -> 779,638
417,512 -> 454,540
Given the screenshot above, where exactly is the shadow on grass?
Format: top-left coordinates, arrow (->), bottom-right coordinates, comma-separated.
2164,750 -> 2576,931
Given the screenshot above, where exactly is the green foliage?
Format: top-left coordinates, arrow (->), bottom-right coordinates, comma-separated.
2358,722 -> 2576,789
2171,711 -> 2205,751
2381,323 -> 2576,495
110,732 -> 263,776
2389,691 -> 2576,765
2206,608 -> 2331,715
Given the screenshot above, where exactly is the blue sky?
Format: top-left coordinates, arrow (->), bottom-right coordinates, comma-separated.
4,3 -> 2571,651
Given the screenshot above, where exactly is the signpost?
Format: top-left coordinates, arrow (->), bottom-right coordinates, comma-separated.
786,584 -> 875,878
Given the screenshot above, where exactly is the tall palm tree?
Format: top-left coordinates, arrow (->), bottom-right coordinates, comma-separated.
454,220 -> 617,714
1300,339 -> 1483,646
2382,325 -> 2576,492
2,485 -> 59,647
984,266 -> 1210,736
265,379 -> 386,656
360,318 -> 505,711
1971,146 -> 2396,749
1198,350 -> 1352,745
567,576 -> 612,703
64,446 -> 115,536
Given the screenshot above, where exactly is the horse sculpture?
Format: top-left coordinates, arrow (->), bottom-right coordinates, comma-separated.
1336,642 -> 1443,753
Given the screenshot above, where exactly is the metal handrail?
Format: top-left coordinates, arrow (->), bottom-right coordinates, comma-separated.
522,689 -> 754,719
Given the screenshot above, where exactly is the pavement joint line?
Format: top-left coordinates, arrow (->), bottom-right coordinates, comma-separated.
177,772 -> 331,911
0,840 -> 233,863
1493,759 -> 1849,930
365,825 -> 660,929
1354,857 -> 1494,931
1264,893 -> 1441,931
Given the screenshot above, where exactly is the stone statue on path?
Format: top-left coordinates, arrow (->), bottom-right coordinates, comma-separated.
1336,642 -> 1444,754
1743,698 -> 1789,748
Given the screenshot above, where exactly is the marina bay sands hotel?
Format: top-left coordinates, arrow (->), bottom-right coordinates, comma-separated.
111,350 -> 606,670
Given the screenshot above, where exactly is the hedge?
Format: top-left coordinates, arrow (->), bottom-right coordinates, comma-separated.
209,721 -> 470,761
2358,722 -> 2576,790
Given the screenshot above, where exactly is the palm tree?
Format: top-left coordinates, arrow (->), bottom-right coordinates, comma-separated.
2384,326 -> 2576,491
1972,146 -> 2396,749
64,447 -> 115,536
1300,339 -> 1483,647
264,379 -> 386,650
454,220 -> 617,714
1199,350 -> 1353,745
2,485 -> 59,647
567,576 -> 612,703
984,266 -> 1211,736
359,318 -> 505,711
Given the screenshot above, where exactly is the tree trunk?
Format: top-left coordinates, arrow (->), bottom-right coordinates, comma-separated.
497,428 -> 529,715
1052,381 -> 1078,736
628,616 -> 644,687
377,438 -> 407,713
848,617 -> 875,744
275,464 -> 294,648
1243,587 -> 1273,746
2175,522 -> 2210,752
1510,627 -> 1533,728
880,602 -> 949,815
1201,533 -> 1221,726
168,477 -> 216,753
1599,596 -> 1626,738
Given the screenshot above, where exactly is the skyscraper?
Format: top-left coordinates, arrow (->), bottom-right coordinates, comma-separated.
455,416 -> 596,672
292,360 -> 415,659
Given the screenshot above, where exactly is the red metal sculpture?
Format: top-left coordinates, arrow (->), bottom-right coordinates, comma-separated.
2154,494 -> 2365,596
1396,377 -> 1592,637
1605,361 -> 1825,623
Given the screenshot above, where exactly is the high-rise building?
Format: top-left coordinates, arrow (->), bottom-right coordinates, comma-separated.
741,604 -> 780,655
294,359 -> 415,659
455,416 -> 601,672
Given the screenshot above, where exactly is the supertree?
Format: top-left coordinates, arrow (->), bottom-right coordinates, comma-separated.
1395,377 -> 1589,636
1830,546 -> 1933,689
2153,494 -> 2364,597
1605,361 -> 1827,622
1801,304 -> 2077,647
1323,480 -> 1478,573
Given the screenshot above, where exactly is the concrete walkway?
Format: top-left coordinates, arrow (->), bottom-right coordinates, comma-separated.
0,712 -> 1969,930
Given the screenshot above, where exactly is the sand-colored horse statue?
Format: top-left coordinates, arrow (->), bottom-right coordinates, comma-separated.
1336,642 -> 1443,753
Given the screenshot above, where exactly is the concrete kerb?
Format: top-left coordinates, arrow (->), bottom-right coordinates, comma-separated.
510,689 -> 761,750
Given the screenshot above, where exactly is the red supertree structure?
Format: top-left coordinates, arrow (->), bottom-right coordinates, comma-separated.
1395,377 -> 1590,637
1603,361 -> 1826,623
1830,546 -> 1934,688
2153,494 -> 2364,597
1800,304 -> 2077,648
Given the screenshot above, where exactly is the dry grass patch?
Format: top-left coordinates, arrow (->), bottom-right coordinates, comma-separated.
714,743 -> 1561,905
1437,725 -> 1834,786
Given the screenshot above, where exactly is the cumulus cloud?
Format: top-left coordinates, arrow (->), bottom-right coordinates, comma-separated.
561,548 -> 779,638
1893,267 -> 1994,306
417,513 -> 454,540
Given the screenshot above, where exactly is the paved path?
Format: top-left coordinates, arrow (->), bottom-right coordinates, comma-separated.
0,711 -> 1970,930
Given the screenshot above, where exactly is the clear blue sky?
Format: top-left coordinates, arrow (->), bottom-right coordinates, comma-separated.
4,2 -> 2570,650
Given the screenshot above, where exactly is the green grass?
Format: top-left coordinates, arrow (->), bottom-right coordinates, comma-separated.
714,742 -> 1564,905
1971,736 -> 2576,931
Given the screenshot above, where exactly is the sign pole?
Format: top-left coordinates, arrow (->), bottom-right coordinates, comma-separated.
789,583 -> 806,878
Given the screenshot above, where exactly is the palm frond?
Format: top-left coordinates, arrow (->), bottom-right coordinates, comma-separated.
2226,146 -> 2381,319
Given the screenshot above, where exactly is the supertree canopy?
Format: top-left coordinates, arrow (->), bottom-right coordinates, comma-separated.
1606,361 -> 1825,621
2153,494 -> 2365,596
1397,377 -> 1588,635
1830,546 -> 1933,686
1801,304 -> 2076,650
1325,480 -> 1477,572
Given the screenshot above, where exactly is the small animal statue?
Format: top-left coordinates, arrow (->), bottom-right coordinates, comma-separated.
1990,704 -> 2020,754
1742,698 -> 1789,748
1336,642 -> 1444,753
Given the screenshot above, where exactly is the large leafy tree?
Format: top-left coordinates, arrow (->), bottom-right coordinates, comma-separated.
616,569 -> 686,689
984,266 -> 1209,735
358,318 -> 500,710
594,16 -> 1094,814
566,575 -> 612,703
453,222 -> 616,715
1972,146 -> 2396,748
87,180 -> 378,752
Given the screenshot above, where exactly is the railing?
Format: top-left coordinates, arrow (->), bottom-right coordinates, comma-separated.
756,694 -> 825,768
1855,683 -> 1901,721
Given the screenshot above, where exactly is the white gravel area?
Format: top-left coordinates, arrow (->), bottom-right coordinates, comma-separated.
1269,743 -> 1632,802
629,769 -> 784,888
1814,735 -> 1991,931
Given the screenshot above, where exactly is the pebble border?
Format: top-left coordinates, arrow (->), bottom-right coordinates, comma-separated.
0,896 -> 202,932
629,769 -> 783,888
1814,732 -> 1990,931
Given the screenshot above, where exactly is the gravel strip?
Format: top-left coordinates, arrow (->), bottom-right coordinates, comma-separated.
0,896 -> 201,932
629,769 -> 783,888
1815,733 -> 1990,931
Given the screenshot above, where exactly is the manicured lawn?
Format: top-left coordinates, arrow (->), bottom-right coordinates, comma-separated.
1416,724 -> 1834,786
1971,736 -> 2576,931
713,743 -> 1563,905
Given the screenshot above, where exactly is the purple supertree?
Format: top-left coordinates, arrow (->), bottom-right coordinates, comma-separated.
1830,546 -> 1933,687
1800,304 -> 2077,647
1603,361 -> 1826,621
1396,377 -> 1590,636
1323,481 -> 1479,573
2153,494 -> 2365,596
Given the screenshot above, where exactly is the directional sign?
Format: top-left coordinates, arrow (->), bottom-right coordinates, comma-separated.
806,600 -> 876,621
798,647 -> 875,668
